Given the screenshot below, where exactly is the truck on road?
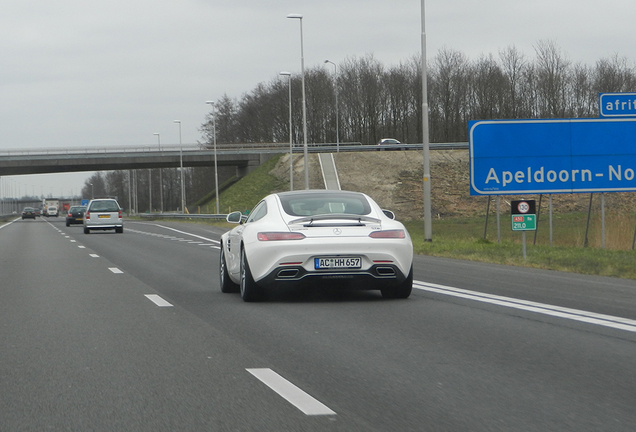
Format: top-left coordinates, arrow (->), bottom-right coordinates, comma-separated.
42,198 -> 60,217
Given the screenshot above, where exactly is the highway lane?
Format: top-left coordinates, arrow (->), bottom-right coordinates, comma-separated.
3,217 -> 636,431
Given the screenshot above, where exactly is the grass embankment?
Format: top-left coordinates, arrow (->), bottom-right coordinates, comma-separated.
406,214 -> 636,279
203,154 -> 636,280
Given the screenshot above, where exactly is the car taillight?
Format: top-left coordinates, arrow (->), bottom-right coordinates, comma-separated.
369,229 -> 406,239
257,232 -> 306,241
86,211 -> 90,219
118,210 -> 122,218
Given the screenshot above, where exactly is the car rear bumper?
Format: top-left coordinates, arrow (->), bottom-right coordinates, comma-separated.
244,236 -> 413,285
257,263 -> 409,289
84,224 -> 123,230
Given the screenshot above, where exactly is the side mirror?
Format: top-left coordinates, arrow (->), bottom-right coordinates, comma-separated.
226,211 -> 243,224
382,209 -> 396,220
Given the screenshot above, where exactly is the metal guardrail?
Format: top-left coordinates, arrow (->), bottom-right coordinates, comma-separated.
139,213 -> 227,220
0,141 -> 468,157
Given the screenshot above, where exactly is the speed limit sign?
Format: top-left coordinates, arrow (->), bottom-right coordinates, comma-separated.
511,200 -> 536,215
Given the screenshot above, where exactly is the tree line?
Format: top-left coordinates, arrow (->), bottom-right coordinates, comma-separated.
84,41 -> 636,211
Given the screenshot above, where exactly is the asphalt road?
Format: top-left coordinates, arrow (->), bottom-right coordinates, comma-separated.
2,217 -> 636,431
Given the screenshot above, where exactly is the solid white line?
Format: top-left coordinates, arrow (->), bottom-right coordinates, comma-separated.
247,368 -> 336,416
144,294 -> 173,307
153,224 -> 220,245
414,281 -> 636,333
109,268 -> 123,274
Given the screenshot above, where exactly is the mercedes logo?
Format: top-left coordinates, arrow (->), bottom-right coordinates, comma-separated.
333,228 -> 342,235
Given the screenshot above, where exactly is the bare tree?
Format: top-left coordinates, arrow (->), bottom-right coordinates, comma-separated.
499,46 -> 528,118
534,40 -> 571,118
469,53 -> 507,121
429,47 -> 470,141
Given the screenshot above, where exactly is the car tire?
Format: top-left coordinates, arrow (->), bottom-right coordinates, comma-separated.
240,248 -> 262,302
116,226 -> 123,234
381,265 -> 413,299
66,221 -> 70,227
219,246 -> 239,293
84,227 -> 90,234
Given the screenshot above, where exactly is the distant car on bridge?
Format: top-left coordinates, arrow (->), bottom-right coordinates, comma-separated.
377,138 -> 405,150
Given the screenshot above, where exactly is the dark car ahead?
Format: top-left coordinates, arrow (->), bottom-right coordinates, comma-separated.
21,207 -> 37,220
66,206 -> 86,226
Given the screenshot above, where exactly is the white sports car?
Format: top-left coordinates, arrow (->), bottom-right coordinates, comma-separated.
219,190 -> 413,302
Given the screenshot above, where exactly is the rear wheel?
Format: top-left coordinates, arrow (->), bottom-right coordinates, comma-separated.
84,227 -> 90,234
115,226 -> 123,234
219,245 -> 239,293
240,248 -> 262,302
381,265 -> 413,299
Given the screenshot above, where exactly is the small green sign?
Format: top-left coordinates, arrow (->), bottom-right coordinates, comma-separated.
512,214 -> 536,231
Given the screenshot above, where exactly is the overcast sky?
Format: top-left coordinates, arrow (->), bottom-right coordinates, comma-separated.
2,0 -> 635,198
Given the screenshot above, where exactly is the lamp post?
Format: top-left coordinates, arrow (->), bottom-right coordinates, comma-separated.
148,137 -> 153,214
280,71 -> 293,190
287,13 -> 309,189
127,171 -> 131,215
324,60 -> 340,152
153,132 -> 163,213
90,183 -> 94,199
174,120 -> 185,213
421,0 -> 432,241
205,101 -> 220,214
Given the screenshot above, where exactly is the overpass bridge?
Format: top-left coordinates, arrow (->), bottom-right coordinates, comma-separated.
0,142 -> 468,177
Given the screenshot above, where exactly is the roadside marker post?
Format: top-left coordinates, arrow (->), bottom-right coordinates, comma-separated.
511,200 -> 536,260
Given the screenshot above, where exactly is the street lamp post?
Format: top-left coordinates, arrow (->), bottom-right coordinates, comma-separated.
280,71 -> 293,190
324,60 -> 340,152
421,0 -> 432,241
127,171 -> 131,215
205,101 -> 220,214
287,13 -> 309,189
147,140 -> 152,214
174,120 -> 185,213
153,132 -> 163,213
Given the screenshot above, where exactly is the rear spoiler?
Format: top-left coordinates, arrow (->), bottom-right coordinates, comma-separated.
289,214 -> 381,226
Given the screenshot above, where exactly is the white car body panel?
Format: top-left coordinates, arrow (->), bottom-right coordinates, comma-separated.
221,191 -> 413,293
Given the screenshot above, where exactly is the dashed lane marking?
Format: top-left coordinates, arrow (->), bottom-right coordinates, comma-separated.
247,368 -> 336,416
144,294 -> 173,307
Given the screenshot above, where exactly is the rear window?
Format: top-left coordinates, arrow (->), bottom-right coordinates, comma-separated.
279,192 -> 371,217
89,200 -> 120,212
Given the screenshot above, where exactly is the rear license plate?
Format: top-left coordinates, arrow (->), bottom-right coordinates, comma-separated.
314,257 -> 361,269
98,215 -> 110,218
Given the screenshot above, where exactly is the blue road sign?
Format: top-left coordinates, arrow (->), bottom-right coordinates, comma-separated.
469,118 -> 636,195
81,199 -> 89,206
599,93 -> 636,117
